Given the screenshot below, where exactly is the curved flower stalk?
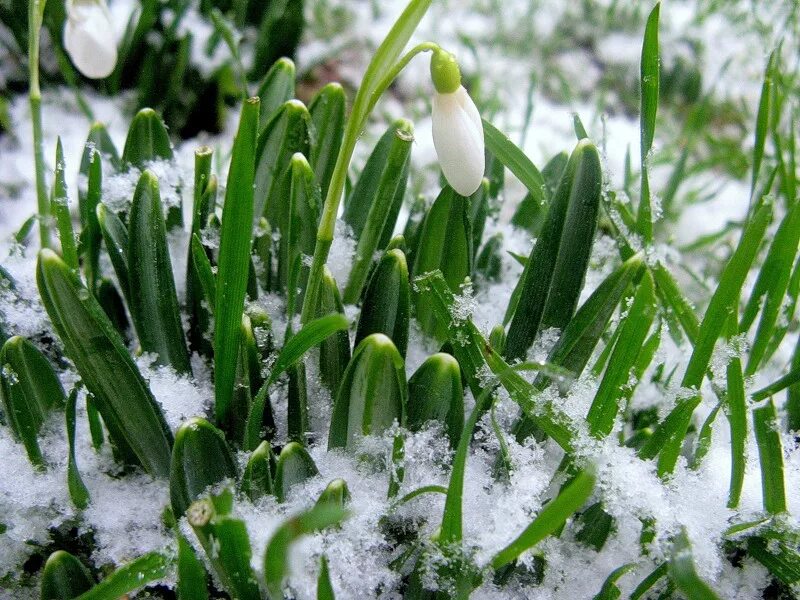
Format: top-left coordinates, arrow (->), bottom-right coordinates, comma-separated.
430,49 -> 485,197
63,0 -> 118,79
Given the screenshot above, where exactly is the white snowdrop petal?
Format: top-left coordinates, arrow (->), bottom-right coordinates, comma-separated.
432,86 -> 485,196
64,1 -> 118,79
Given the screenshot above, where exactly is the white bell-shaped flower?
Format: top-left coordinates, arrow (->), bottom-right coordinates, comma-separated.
63,0 -> 117,79
430,50 -> 484,197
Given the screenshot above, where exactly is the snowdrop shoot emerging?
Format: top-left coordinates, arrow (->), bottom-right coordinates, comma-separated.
430,49 -> 484,196
63,0 -> 117,79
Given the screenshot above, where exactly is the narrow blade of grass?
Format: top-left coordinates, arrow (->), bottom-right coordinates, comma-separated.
490,469 -> 595,570
637,2 -> 660,242
482,119 -> 545,206
752,398 -> 786,514
668,529 -> 722,600
76,552 -> 172,600
66,388 -> 89,509
51,137 -> 78,271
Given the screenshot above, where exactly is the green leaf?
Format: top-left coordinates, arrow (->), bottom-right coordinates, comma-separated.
96,203 -> 131,304
751,51 -> 777,196
752,398 -> 786,514
316,267 -> 351,396
244,313 -> 349,450
170,417 -> 238,518
79,144 -> 103,290
725,316 -> 747,509
254,99 -> 312,226
66,388 -> 89,509
576,502 -> 615,552
37,251 -> 173,476
51,137 -> 79,271
343,120 -> 413,303
637,2 -> 660,241
187,498 -> 260,600
640,200 -> 772,476
127,170 -> 191,373
652,262 -> 699,344
741,198 -> 800,374
241,440 -> 275,501
177,533 -> 209,600
412,186 -> 472,340
505,139 -> 602,360
592,564 -> 635,600
264,504 -> 347,599
215,97 -> 260,430
309,83 -> 346,200
76,552 -> 172,600
668,530 -> 722,600
41,550 -> 94,600
190,233 -> 217,316
440,387 -> 493,545
251,0 -> 304,81
274,441 -> 319,502
355,248 -> 411,357
0,335 -> 65,467
747,534 -> 800,586
316,478 -> 351,509
257,57 -> 296,127
482,119 -> 545,206
491,469 -> 595,569
587,271 -> 656,437
317,556 -> 336,600
279,152 -> 320,294
407,353 -> 464,448
121,108 -> 173,168
328,334 -> 407,450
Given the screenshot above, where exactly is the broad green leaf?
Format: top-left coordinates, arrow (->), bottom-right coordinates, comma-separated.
41,550 -> 94,600
254,99 -> 311,225
505,139 -> 602,360
0,335 -> 65,467
668,530 -> 722,600
244,313 -> 349,450
121,108 -> 173,168
328,334 -> 407,450
127,170 -> 191,373
76,552 -> 172,600
355,248 -> 411,357
474,232 -> 503,282
317,556 -> 336,600
316,267 -> 351,396
187,498 -> 260,600
491,469 -> 595,569
177,533 -> 209,600
170,417 -> 238,518
241,440 -> 275,501
752,398 -> 786,514
51,138 -> 78,271
37,250 -> 173,477
309,83 -> 346,200
279,153 -> 320,294
256,57 -> 296,127
274,441 -> 319,502
482,119 -> 545,206
637,2 -> 660,241
407,353 -> 464,448
587,271 -> 656,437
317,478 -> 350,509
66,388 -> 89,509
412,186 -> 472,340
78,122 -> 119,177
264,504 -> 347,599
343,119 -> 413,303
215,97 -> 260,430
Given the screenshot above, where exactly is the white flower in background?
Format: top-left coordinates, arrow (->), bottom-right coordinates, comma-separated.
430,49 -> 485,197
63,0 -> 118,79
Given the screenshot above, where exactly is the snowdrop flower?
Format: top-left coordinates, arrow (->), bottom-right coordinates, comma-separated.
63,0 -> 117,79
430,49 -> 484,197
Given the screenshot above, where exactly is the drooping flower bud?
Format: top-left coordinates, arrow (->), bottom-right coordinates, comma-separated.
430,49 -> 484,197
63,0 -> 117,79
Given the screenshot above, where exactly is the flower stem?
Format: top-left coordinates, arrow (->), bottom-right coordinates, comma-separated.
300,41 -> 440,322
29,0 -> 50,249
